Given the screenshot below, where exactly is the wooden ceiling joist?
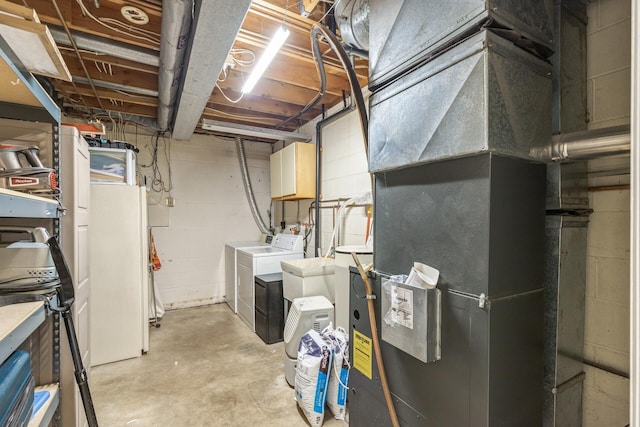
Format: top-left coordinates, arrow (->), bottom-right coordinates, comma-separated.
9,0 -> 161,50
7,0 -> 367,135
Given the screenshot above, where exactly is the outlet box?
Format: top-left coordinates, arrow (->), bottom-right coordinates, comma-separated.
166,196 -> 176,207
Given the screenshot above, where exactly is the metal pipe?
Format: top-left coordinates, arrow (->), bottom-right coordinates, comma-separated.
343,44 -> 369,59
312,23 -> 369,156
551,125 -> 630,160
72,77 -> 159,97
631,2 -> 640,423
235,138 -> 271,235
314,104 -> 355,256
51,0 -> 104,111
276,26 -> 328,129
335,0 -> 370,51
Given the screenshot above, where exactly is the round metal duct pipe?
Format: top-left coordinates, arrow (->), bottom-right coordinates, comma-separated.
335,0 -> 369,51
552,125 -> 630,160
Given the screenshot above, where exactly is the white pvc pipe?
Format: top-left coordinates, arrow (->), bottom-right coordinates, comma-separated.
630,0 -> 639,424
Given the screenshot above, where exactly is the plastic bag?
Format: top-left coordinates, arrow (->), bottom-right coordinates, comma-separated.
322,325 -> 349,420
295,329 -> 333,427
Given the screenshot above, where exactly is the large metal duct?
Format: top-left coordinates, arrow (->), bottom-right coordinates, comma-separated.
544,3 -> 589,426
157,0 -> 192,131
50,28 -> 159,67
335,0 -> 370,51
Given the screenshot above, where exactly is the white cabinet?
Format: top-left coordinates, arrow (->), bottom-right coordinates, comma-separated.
89,185 -> 149,366
60,125 -> 91,427
270,142 -> 316,200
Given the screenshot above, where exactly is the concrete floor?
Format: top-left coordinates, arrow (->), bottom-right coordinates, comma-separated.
91,304 -> 348,426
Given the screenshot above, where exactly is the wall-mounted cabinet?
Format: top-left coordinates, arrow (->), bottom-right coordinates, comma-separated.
270,142 -> 316,200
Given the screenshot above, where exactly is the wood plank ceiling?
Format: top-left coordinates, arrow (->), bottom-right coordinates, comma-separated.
7,0 -> 367,136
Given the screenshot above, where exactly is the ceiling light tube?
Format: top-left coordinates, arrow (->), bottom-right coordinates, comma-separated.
241,26 -> 290,94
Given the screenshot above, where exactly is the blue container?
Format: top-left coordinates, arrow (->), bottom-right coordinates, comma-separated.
0,350 -> 34,427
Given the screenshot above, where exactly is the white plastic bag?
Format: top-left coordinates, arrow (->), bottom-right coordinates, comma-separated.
295,329 -> 333,427
322,325 -> 349,420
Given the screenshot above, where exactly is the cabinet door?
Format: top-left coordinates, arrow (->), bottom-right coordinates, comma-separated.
281,143 -> 297,197
60,126 -> 91,427
270,150 -> 283,198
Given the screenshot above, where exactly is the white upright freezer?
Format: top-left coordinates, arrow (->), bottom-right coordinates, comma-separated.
89,184 -> 149,366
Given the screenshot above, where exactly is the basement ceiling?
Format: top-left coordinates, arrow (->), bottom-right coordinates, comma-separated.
6,0 -> 368,139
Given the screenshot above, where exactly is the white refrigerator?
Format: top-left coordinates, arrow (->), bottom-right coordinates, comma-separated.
89,184 -> 149,366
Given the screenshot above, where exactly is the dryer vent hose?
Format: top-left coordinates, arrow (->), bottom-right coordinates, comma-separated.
236,138 -> 271,235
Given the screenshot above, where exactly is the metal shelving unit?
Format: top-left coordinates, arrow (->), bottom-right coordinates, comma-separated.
0,30 -> 63,427
0,302 -> 60,427
0,189 -> 59,218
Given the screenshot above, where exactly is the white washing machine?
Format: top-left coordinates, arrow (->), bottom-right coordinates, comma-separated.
224,235 -> 273,313
236,234 -> 304,331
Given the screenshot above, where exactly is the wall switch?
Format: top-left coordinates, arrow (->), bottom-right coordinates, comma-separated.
166,196 -> 176,207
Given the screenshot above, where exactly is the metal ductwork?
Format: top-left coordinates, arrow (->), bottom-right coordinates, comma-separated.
235,138 -> 271,235
76,108 -> 159,130
552,125 -> 630,161
335,0 -> 369,51
72,77 -> 159,98
157,0 -> 193,131
50,27 -> 159,67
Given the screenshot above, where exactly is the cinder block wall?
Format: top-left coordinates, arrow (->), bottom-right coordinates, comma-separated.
583,0 -> 631,425
132,132 -> 272,309
274,103 -> 371,257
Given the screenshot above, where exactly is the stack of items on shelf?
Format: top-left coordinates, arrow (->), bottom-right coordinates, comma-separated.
0,145 -> 57,196
83,136 -> 138,185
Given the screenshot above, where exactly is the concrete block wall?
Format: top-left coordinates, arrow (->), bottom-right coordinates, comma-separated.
587,0 -> 631,129
584,189 -> 630,426
286,104 -> 371,258
584,0 -> 631,425
132,132 -> 272,309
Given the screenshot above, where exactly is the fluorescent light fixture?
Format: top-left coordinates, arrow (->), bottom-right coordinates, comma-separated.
201,119 -> 311,142
241,26 -> 290,94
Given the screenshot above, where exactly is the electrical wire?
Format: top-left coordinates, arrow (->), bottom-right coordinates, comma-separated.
275,24 -> 328,129
75,0 -> 161,45
228,48 -> 256,67
138,132 -> 173,195
215,83 -> 245,104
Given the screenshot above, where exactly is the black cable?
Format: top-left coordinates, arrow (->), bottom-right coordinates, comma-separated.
276,25 -> 328,129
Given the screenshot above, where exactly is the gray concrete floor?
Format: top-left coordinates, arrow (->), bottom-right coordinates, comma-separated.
91,304 -> 348,426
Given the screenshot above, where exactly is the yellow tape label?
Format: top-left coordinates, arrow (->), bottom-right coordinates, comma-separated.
353,329 -> 372,380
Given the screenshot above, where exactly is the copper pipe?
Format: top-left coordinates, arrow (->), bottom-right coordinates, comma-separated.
588,184 -> 631,192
